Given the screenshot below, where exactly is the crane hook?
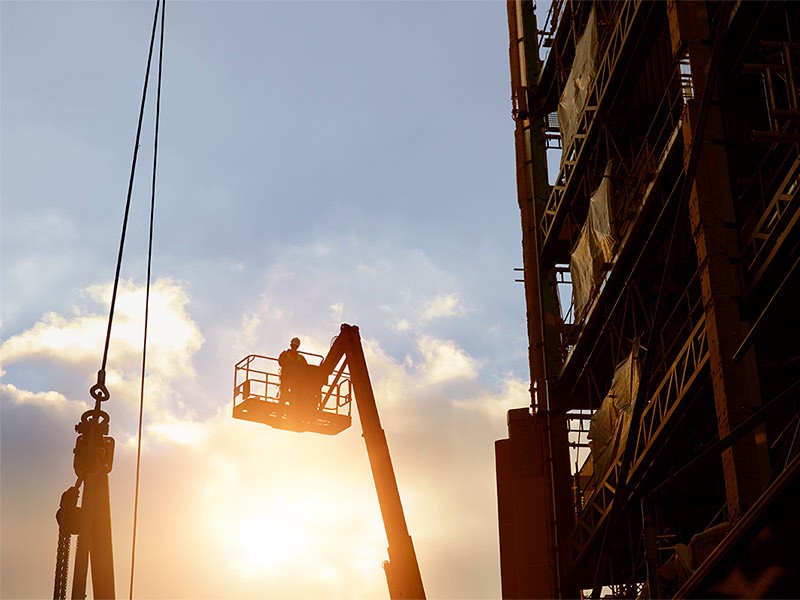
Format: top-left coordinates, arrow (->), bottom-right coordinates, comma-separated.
89,369 -> 110,404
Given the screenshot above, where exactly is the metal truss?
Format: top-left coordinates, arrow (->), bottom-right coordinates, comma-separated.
540,0 -> 648,255
630,317 -> 709,476
557,60 -> 686,381
742,155 -> 800,290
566,314 -> 710,582
559,123 -> 683,386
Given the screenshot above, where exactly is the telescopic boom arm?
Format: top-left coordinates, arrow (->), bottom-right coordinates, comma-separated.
319,324 -> 426,600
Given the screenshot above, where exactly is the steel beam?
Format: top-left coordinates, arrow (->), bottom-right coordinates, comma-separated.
566,316 -> 709,586
507,4 -> 575,596
668,0 -> 771,521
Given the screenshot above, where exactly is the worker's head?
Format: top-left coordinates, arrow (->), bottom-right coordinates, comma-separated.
290,337 -> 301,349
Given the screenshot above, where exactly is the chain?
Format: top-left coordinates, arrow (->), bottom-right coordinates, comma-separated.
53,527 -> 71,600
53,485 -> 80,600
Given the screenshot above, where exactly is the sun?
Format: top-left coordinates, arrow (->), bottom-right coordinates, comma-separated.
199,436 -> 391,593
218,498 -> 314,577
235,512 -> 310,575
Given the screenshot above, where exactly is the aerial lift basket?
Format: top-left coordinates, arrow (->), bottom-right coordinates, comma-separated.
233,353 -> 352,435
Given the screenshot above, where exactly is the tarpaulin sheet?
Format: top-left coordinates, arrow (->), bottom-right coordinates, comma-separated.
570,164 -> 615,319
588,349 -> 641,483
558,7 -> 598,155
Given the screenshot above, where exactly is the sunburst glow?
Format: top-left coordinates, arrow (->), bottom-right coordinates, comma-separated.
226,509 -> 311,576
214,492 -> 319,577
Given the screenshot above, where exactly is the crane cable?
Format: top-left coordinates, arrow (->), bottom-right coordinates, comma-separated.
52,2 -> 165,599
129,1 -> 166,598
93,0 -> 163,401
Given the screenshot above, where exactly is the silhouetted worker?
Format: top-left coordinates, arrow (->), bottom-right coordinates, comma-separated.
279,337 -> 308,412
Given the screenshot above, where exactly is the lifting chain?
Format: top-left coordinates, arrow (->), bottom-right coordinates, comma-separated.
53,485 -> 80,600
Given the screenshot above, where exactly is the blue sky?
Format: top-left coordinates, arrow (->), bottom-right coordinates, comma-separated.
1,1 -> 537,598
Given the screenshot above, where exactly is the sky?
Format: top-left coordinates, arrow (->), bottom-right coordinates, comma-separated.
1,1 -> 541,598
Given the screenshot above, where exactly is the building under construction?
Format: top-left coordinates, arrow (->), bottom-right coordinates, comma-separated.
495,1 -> 800,598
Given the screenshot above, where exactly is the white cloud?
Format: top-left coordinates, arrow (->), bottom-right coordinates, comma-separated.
147,415 -> 211,446
1,2 -> 526,597
233,311 -> 263,358
309,242 -> 331,256
241,312 -> 262,338
421,293 -> 466,320
454,374 -> 530,421
394,319 -> 411,332
0,278 -> 204,423
0,382 -> 90,412
2,293 -> 518,599
0,310 -> 106,365
416,335 -> 478,385
1,278 -> 203,377
330,303 -> 344,321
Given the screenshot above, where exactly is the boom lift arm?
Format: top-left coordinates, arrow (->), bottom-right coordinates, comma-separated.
320,325 -> 425,599
232,324 -> 425,599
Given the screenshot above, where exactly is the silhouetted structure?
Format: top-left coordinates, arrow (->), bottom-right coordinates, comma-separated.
234,324 -> 426,599
496,1 -> 800,597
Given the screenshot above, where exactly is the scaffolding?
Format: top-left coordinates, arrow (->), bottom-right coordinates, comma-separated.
498,1 -> 800,597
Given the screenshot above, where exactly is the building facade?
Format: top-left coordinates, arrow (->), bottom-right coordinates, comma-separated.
496,1 -> 800,597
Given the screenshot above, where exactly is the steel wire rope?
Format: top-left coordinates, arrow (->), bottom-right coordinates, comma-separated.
92,0 -> 164,408
51,4 -> 165,599
129,1 -> 165,598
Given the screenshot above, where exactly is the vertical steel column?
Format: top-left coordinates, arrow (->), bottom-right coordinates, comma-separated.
667,0 -> 770,521
506,2 -> 574,596
507,0 -> 563,406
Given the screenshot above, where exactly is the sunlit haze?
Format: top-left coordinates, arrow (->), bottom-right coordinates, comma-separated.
1,1 -> 533,598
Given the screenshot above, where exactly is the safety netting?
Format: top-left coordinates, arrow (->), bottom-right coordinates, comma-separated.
570,163 -> 616,320
587,349 -> 641,483
558,7 -> 598,155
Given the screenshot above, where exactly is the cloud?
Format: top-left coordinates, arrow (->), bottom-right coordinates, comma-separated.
330,302 -> 344,321
2,290 -> 520,599
146,414 -> 211,446
416,335 -> 478,385
178,330 -> 519,598
454,374 -> 530,420
1,278 -> 202,373
0,256 -> 521,600
0,309 -> 106,366
238,236 -> 464,347
421,293 -> 467,320
0,382 -> 90,412
0,278 -> 204,424
1,1 -> 527,597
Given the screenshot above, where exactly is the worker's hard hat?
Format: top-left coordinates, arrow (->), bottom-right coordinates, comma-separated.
290,337 -> 301,347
